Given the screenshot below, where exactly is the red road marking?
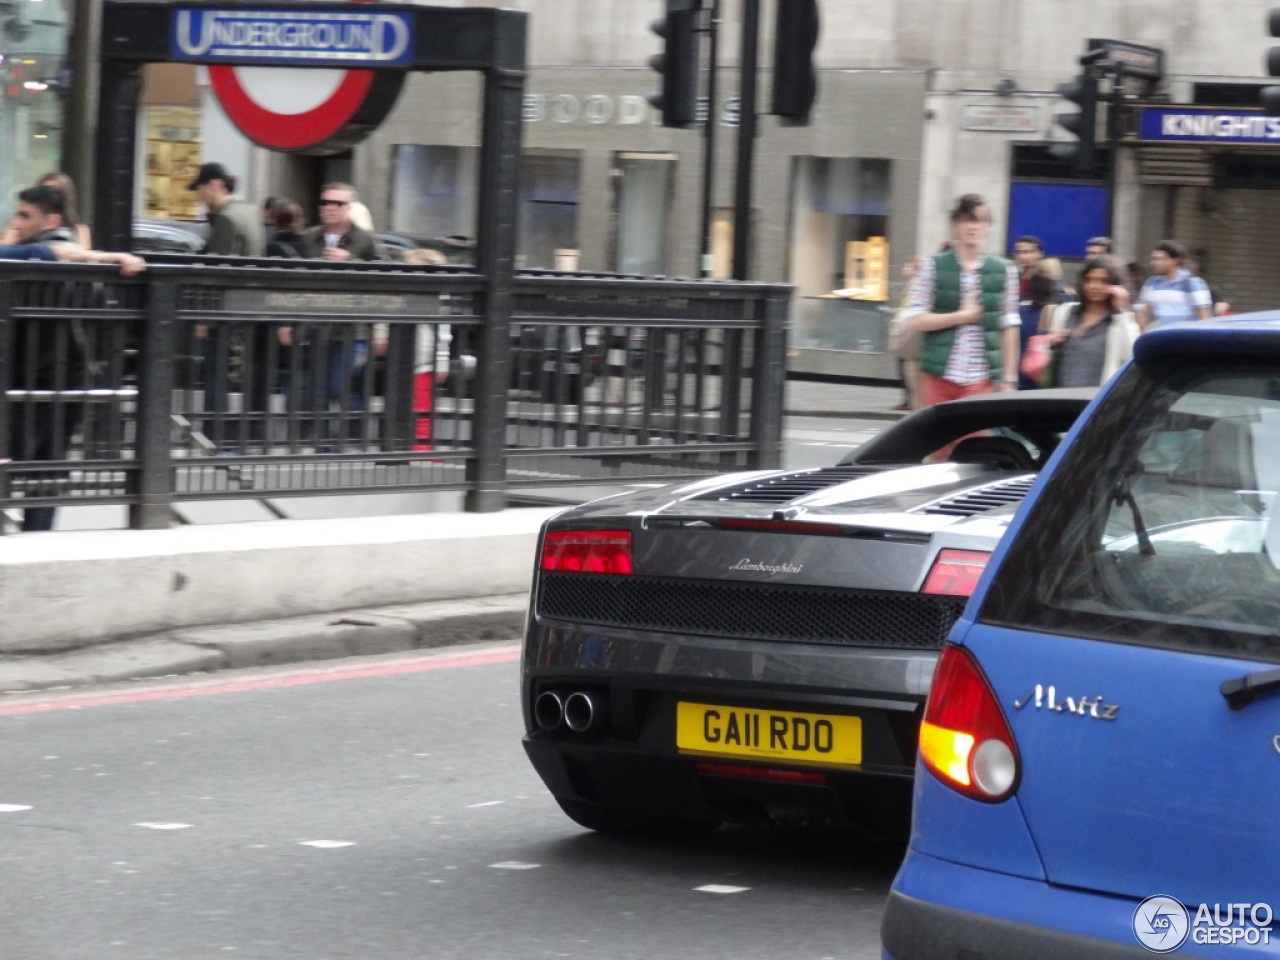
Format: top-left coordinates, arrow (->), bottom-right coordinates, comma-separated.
0,644 -> 521,717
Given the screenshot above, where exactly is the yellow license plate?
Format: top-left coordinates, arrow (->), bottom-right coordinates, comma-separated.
676,701 -> 862,766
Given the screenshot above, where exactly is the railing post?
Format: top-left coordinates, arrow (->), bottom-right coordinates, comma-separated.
93,49 -> 141,251
0,276 -> 10,530
382,323 -> 416,450
466,44 -> 525,513
749,286 -> 789,470
130,275 -> 176,529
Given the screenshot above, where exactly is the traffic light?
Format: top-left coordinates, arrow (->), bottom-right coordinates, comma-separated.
1048,49 -> 1105,176
648,0 -> 701,129
772,0 -> 820,125
1262,8 -> 1280,115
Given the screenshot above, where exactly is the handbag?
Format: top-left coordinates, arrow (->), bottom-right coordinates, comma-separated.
1020,334 -> 1053,381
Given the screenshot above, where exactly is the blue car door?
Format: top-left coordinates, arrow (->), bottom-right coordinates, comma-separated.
967,351 -> 1280,919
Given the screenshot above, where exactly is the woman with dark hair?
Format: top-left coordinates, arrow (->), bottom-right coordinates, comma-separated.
37,172 -> 91,247
1041,256 -> 1139,388
265,199 -> 305,258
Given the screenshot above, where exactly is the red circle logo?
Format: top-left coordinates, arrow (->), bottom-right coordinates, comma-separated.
204,0 -> 405,155
209,67 -> 377,152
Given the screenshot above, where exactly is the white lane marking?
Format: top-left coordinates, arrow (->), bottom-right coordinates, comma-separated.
135,822 -> 192,830
695,884 -> 750,894
467,800 -> 503,808
0,804 -> 32,812
298,840 -> 355,849
489,861 -> 541,870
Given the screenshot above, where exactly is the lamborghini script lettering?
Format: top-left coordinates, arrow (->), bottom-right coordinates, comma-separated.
1012,684 -> 1119,720
729,559 -> 804,575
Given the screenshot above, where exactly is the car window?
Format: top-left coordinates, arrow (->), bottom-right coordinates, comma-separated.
981,364 -> 1280,664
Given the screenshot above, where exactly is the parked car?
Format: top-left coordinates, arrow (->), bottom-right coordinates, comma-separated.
883,317 -> 1280,958
131,218 -> 207,254
520,388 -> 1094,838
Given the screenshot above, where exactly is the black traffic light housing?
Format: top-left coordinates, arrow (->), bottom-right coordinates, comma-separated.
771,0 -> 820,125
1262,8 -> 1280,115
1049,48 -> 1107,177
648,0 -> 702,129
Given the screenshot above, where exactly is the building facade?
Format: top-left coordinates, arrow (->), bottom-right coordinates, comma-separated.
32,0 -> 1280,372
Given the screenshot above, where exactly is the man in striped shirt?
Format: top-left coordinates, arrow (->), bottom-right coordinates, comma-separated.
1137,240 -> 1213,329
901,194 -> 1021,407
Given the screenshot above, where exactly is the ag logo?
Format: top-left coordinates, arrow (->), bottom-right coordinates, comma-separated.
1134,895 -> 1190,953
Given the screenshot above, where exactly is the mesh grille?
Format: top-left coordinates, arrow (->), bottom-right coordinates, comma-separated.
693,464 -> 883,503
914,476 -> 1035,517
536,574 -> 963,649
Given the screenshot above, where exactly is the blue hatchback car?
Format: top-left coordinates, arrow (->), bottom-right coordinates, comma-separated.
883,317 -> 1280,959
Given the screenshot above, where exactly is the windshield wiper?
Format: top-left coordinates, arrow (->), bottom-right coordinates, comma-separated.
1221,666 -> 1280,710
1112,462 -> 1155,556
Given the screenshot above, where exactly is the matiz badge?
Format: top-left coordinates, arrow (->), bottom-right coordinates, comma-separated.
1013,684 -> 1118,720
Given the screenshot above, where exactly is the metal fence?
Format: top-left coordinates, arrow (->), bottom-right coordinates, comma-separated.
0,257 -> 789,529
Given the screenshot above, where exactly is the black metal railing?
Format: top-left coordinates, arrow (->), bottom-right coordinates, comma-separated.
0,257 -> 789,529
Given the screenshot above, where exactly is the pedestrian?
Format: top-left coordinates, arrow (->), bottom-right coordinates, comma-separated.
887,258 -> 922,410
1,172 -> 92,247
300,183 -> 379,261
1040,256 -> 1140,388
261,194 -> 279,245
1,188 -> 145,531
265,198 -> 306,258
299,184 -> 380,446
6,184 -> 78,247
0,240 -> 142,271
902,194 -> 1020,409
1136,240 -> 1212,329
1011,235 -> 1057,390
188,162 -> 264,257
1084,236 -> 1113,258
187,164 -> 263,447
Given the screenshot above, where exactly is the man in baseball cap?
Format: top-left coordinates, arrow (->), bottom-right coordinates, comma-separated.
188,162 -> 263,256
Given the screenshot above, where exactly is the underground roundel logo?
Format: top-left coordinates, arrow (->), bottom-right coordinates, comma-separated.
1133,895 -> 1190,953
191,2 -> 408,154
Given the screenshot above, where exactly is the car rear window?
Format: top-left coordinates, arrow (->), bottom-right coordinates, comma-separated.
981,362 -> 1280,664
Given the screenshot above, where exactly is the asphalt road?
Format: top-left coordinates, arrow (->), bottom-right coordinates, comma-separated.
784,415 -> 886,470
0,643 -> 903,960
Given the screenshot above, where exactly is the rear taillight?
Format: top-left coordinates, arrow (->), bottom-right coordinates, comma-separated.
920,549 -> 990,597
540,529 -> 633,574
919,644 -> 1019,802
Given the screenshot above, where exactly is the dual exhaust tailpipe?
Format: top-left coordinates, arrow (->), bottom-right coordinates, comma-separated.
534,689 -> 607,734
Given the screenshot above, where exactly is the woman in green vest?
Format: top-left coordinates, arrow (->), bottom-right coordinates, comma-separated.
899,194 -> 1021,408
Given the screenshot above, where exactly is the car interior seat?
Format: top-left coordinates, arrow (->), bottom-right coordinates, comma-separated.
1169,418 -> 1257,489
949,435 -> 1037,471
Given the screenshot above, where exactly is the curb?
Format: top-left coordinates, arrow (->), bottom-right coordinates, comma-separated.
0,593 -> 529,694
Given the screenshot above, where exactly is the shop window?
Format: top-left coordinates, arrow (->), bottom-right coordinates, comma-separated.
390,144 -> 478,242
790,157 -> 891,297
391,145 -> 579,268
788,157 -> 892,353
519,151 -> 580,270
613,152 -> 674,275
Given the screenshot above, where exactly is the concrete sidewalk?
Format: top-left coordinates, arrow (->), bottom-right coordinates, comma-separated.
0,593 -> 530,693
0,378 -> 904,694
0,510 -> 554,692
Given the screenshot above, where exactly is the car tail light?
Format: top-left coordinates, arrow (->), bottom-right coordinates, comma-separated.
920,549 -> 990,597
540,529 -> 633,574
919,644 -> 1019,802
